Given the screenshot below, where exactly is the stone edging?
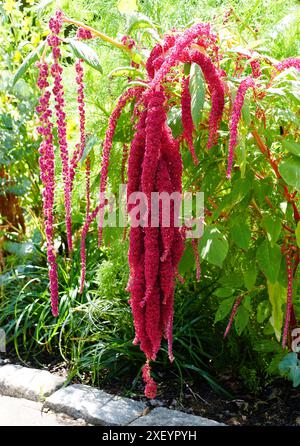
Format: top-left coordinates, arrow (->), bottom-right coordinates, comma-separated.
0,363 -> 225,426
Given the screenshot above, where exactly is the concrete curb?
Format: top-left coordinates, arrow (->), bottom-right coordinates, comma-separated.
0,364 -> 65,402
0,363 -> 225,426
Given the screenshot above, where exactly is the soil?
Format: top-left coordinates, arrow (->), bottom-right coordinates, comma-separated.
2,353 -> 300,426
101,372 -> 300,426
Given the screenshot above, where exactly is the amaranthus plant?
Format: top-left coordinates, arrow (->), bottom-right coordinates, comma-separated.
24,8 -> 300,397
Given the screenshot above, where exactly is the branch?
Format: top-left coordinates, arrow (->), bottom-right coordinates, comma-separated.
62,16 -> 146,68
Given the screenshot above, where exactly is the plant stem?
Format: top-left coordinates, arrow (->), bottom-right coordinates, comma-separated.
62,16 -> 146,67
251,128 -> 300,223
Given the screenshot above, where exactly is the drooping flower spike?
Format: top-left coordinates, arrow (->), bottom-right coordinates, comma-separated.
224,296 -> 243,338
98,86 -> 144,246
48,10 -> 73,253
181,76 -> 199,165
36,61 -> 59,317
181,50 -> 225,150
275,57 -> 300,73
227,76 -> 255,178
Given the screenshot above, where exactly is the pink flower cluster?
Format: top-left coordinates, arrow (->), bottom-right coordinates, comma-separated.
70,59 -> 86,184
275,57 -> 300,72
142,362 -> 157,399
181,50 -> 225,150
151,23 -> 211,87
227,76 -> 255,178
250,59 -> 261,78
98,87 -> 143,245
121,35 -> 136,49
47,11 -> 73,252
77,27 -> 93,39
181,76 -> 199,165
36,62 -> 59,317
79,203 -> 101,293
224,296 -> 243,338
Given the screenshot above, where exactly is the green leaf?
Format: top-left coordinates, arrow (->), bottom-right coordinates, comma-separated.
127,12 -> 156,34
282,139 -> 300,157
296,222 -> 300,248
12,41 -> 45,86
235,133 -> 247,178
256,240 -> 282,283
213,287 -> 235,298
257,300 -> 270,323
234,305 -> 249,336
243,267 -> 257,291
184,63 -> 191,76
230,222 -> 251,250
68,39 -> 103,73
254,339 -> 282,352
189,63 -> 205,128
178,244 -> 194,275
108,66 -> 142,78
278,156 -> 300,190
199,226 -> 229,268
167,107 -> 183,139
267,280 -> 286,341
261,214 -> 282,244
80,134 -> 98,164
214,296 -> 235,324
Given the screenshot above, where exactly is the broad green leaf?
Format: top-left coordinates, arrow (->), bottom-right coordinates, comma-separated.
68,39 -> 103,73
189,63 -> 205,128
167,107 -> 183,139
253,179 -> 273,205
234,305 -> 249,335
213,287 -> 235,298
243,295 -> 252,312
12,40 -> 45,86
257,300 -> 270,323
218,271 -> 244,288
278,156 -> 300,190
243,267 -> 257,291
267,280 -> 286,341
127,13 -> 156,34
296,222 -> 300,248
256,240 -> 282,283
261,214 -> 282,244
214,296 -> 235,324
282,139 -> 300,157
117,0 -> 137,14
199,226 -> 229,268
230,222 -> 251,250
178,244 -> 194,275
